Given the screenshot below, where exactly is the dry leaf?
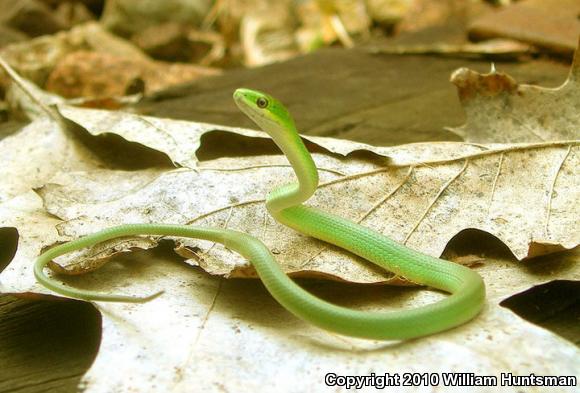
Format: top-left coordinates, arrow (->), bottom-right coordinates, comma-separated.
0,117 -> 102,295
36,139 -> 579,284
0,58 -> 170,298
448,39 -> 580,143
370,38 -> 534,59
0,51 -> 578,393
1,53 -> 577,284
45,50 -> 220,98
0,22 -> 149,88
3,245 -> 579,393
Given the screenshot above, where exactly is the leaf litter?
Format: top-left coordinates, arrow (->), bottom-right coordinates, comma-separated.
0,46 -> 578,392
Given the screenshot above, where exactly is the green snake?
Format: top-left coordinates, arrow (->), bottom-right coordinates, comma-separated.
35,88 -> 485,340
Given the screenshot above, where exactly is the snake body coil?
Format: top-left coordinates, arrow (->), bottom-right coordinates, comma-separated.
35,88 -> 485,340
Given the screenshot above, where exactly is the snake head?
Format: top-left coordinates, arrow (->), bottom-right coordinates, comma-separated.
233,88 -> 296,135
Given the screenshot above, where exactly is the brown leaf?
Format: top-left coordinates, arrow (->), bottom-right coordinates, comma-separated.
0,22 -> 148,89
448,39 -> 580,143
45,50 -> 219,98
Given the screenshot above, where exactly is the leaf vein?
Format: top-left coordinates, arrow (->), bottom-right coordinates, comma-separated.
404,159 -> 469,244
487,152 -> 504,218
545,145 -> 572,237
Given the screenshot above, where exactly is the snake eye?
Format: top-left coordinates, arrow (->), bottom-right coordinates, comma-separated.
256,97 -> 269,108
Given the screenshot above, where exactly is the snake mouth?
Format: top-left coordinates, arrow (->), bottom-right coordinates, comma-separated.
233,88 -> 247,103
233,88 -> 277,131
233,88 -> 256,108
233,88 -> 254,115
